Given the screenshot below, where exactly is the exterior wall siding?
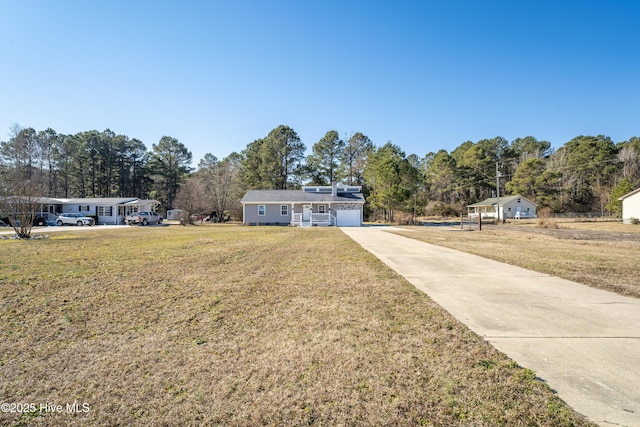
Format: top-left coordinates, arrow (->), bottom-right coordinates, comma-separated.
62,204 -> 97,224
244,203 -> 292,225
622,194 -> 640,224
244,202 -> 364,225
503,200 -> 537,218
61,203 -> 124,225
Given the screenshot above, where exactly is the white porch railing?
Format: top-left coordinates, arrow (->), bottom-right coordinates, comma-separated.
311,213 -> 330,225
291,213 -> 302,225
290,212 -> 335,227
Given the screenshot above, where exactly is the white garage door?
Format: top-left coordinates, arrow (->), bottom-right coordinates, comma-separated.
336,210 -> 360,227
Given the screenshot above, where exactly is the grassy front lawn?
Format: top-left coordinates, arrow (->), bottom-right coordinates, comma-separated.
0,226 -> 593,426
391,222 -> 640,298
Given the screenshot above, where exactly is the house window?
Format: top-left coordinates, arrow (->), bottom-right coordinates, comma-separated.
280,205 -> 288,216
98,206 -> 113,216
258,205 -> 266,216
318,205 -> 326,214
79,205 -> 89,212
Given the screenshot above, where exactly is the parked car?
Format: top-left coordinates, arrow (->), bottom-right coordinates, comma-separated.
125,211 -> 163,225
56,213 -> 95,226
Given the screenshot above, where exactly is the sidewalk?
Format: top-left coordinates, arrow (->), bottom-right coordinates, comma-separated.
341,226 -> 640,427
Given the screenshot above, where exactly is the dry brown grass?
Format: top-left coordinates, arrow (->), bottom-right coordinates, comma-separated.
393,222 -> 640,298
536,217 -> 560,229
1,226 -> 593,426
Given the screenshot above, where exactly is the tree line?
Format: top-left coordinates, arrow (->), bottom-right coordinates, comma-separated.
0,126 -> 192,210
2,123 -> 639,224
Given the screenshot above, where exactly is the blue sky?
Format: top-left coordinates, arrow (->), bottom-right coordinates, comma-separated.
1,1 -> 639,166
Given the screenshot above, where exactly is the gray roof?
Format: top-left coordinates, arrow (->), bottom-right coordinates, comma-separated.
241,190 -> 365,204
3,196 -> 160,206
52,197 -> 141,205
122,199 -> 160,206
29,197 -> 159,206
467,195 -> 535,207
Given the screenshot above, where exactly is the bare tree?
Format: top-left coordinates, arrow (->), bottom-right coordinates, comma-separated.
0,167 -> 46,238
0,125 -> 48,238
174,175 -> 209,225
197,153 -> 244,222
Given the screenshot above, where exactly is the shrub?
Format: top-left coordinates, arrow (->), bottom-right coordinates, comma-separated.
536,217 -> 560,229
425,201 -> 461,217
537,207 -> 553,218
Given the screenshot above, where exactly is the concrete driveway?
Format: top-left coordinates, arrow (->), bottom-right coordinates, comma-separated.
341,226 -> 640,427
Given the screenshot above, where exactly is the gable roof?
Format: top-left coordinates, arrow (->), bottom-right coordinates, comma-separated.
54,197 -> 140,205
17,197 -> 160,206
467,195 -> 536,208
121,199 -> 160,206
241,189 -> 365,204
618,187 -> 640,201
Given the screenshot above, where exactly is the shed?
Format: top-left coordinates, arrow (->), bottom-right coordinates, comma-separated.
166,209 -> 184,220
467,195 -> 537,219
618,187 -> 640,224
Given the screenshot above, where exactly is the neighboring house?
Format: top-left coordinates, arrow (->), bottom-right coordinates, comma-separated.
241,184 -> 365,227
618,187 -> 640,224
28,197 -> 160,225
467,195 -> 537,219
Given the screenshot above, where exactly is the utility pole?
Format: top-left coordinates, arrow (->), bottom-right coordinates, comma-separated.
496,162 -> 500,223
412,191 -> 417,225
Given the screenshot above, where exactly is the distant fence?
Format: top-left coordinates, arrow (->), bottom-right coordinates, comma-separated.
549,212 -> 617,219
418,213 -> 620,230
420,216 -> 479,230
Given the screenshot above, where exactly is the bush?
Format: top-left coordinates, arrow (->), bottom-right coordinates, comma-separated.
395,211 -> 415,225
536,217 -> 560,229
537,207 -> 553,218
425,201 -> 461,217
631,217 -> 640,225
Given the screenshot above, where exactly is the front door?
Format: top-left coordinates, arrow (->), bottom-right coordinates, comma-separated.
303,205 -> 312,221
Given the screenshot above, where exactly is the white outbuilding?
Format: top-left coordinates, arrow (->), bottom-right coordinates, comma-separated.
166,209 -> 185,220
467,195 -> 537,219
618,188 -> 640,224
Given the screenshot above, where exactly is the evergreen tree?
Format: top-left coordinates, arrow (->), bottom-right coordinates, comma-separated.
606,178 -> 633,215
148,136 -> 193,209
306,130 -> 344,185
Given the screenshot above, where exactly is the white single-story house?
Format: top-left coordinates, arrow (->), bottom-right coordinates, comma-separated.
241,184 -> 365,227
28,197 -> 160,225
467,195 -> 537,219
618,187 -> 640,224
